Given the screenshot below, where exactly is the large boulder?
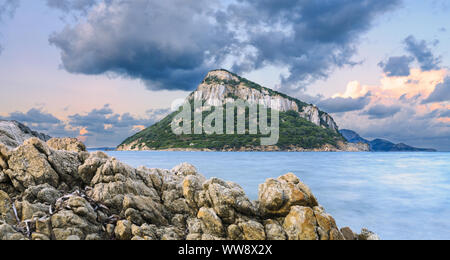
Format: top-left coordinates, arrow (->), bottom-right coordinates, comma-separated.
47,138 -> 86,153
238,220 -> 266,240
5,138 -> 60,191
202,178 -> 257,224
197,207 -> 224,237
283,206 -> 318,240
358,228 -> 381,240
259,173 -> 318,217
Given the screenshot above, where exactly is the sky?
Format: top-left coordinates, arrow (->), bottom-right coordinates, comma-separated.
0,0 -> 449,150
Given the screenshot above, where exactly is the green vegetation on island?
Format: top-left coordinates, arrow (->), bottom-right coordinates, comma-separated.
119,102 -> 344,151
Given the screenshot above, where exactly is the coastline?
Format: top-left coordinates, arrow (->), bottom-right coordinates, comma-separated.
116,141 -> 370,153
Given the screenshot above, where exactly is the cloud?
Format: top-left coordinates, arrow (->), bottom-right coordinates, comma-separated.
318,94 -> 371,114
67,104 -> 169,146
49,0 -> 235,91
439,109 -> 450,118
48,0 -> 401,92
0,108 -> 73,137
362,104 -> 402,119
0,0 -> 20,54
1,105 -> 170,147
328,68 -> 450,151
227,0 -> 401,92
378,56 -> 414,77
404,35 -> 442,71
0,0 -> 19,22
1,108 -> 61,124
422,77 -> 450,104
379,35 -> 443,78
45,0 -> 97,13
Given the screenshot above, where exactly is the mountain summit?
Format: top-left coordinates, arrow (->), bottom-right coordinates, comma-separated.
118,70 -> 367,152
191,70 -> 339,132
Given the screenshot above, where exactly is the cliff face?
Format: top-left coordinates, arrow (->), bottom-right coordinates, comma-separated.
189,70 -> 338,132
0,138 -> 377,240
0,120 -> 51,149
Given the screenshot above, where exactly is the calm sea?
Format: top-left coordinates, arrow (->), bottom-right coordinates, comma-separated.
102,151 -> 450,240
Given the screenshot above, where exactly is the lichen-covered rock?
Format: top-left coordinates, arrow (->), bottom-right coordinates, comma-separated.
46,149 -> 82,188
283,206 -> 318,240
238,220 -> 266,240
0,223 -> 27,240
203,178 -> 257,224
23,184 -> 62,205
264,219 -> 287,240
51,209 -> 102,240
32,232 -> 50,240
20,200 -> 49,221
0,143 -> 10,170
0,190 -> 17,225
47,138 -> 86,153
197,207 -> 224,237
86,158 -> 161,215
122,195 -> 168,226
78,151 -> 109,184
259,173 -> 318,217
182,175 -> 206,210
358,228 -> 381,240
340,227 -> 356,241
131,223 -> 158,240
115,220 -> 132,240
313,206 -> 344,240
6,138 -> 60,191
172,163 -> 198,176
0,171 -> 9,183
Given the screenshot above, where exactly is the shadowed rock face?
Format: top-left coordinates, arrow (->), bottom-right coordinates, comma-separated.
0,138 -> 377,240
0,120 -> 51,149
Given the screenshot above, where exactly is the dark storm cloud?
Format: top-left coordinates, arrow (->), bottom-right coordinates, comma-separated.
422,77 -> 450,104
362,104 -> 402,119
378,56 -> 414,77
404,35 -> 442,71
49,0 -> 235,91
317,94 -> 371,113
228,0 -> 401,91
48,0 -> 401,92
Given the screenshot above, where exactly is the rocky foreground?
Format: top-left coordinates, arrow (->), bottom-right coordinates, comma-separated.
0,137 -> 378,240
